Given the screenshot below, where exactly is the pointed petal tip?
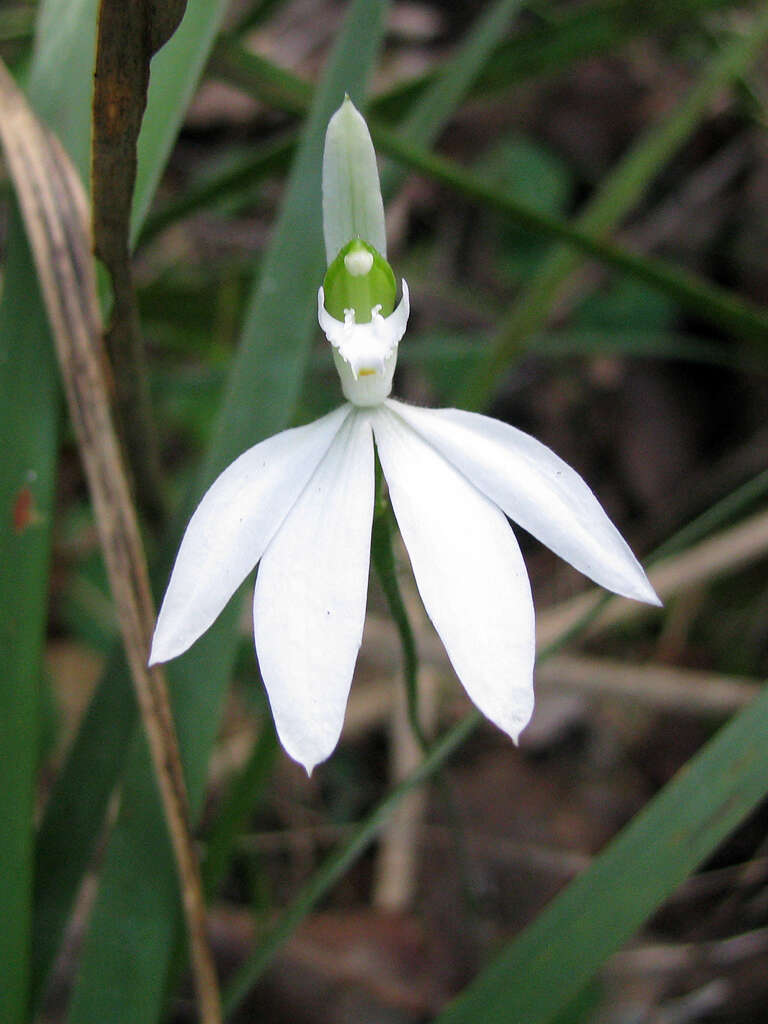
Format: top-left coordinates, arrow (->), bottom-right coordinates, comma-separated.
281,737 -> 329,778
623,570 -> 662,608
384,402 -> 664,612
147,635 -> 162,668
147,633 -> 172,668
485,697 -> 534,749
147,623 -> 196,668
254,412 -> 373,780
507,696 -> 535,747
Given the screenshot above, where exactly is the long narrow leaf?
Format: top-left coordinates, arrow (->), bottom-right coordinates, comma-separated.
150,0 -> 745,240
374,0 -> 743,118
437,680 -> 768,1023
209,45 -> 768,346
0,209 -> 59,1024
26,0 -> 98,180
132,0 -> 231,241
226,470 -> 768,1015
30,0 -> 232,1008
0,2 -> 99,1018
379,0 -> 522,197
462,7 -> 768,407
32,659 -> 137,1004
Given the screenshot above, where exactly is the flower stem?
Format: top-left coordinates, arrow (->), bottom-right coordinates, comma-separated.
223,711 -> 480,1016
372,462 -> 483,915
371,458 -> 428,751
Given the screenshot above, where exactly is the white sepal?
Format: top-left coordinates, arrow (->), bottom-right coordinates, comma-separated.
149,405 -> 350,666
387,401 -> 660,606
318,281 -> 409,406
253,410 -> 375,774
322,96 -> 386,265
373,406 -> 535,743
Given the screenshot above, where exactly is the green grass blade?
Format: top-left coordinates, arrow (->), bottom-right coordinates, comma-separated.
146,0 -> 745,239
31,659 -> 136,1006
223,461 -> 768,1016
29,1 -> 231,1009
0,207 -> 60,1024
202,720 -> 278,895
26,0 -> 97,180
130,0 -> 231,244
67,5 -> 389,1022
461,7 -> 768,407
373,127 -> 768,344
223,713 -> 479,1015
139,133 -> 293,245
395,329 -> 767,376
0,3 -> 98,1018
66,616 -> 236,1024
374,0 -> 743,118
209,37 -> 310,115
379,0 -> 523,197
206,46 -> 768,347
437,680 -> 768,1023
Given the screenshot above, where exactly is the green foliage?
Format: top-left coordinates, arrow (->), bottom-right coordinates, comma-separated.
0,1 -> 98,1018
0,208 -> 59,1024
3,1 -> 768,1022
438,679 -> 768,1023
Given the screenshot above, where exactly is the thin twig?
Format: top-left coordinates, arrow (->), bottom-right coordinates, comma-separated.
373,667 -> 439,911
358,626 -> 761,720
0,60 -> 222,1024
89,0 -> 190,523
538,505 -> 768,648
370,464 -> 435,908
536,655 -> 760,715
607,925 -> 768,977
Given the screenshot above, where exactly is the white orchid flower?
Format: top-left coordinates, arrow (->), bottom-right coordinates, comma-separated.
150,97 -> 660,773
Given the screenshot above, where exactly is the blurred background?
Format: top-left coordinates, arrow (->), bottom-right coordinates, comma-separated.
2,1 -> 768,1022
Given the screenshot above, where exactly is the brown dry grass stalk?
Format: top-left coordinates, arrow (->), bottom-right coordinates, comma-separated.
537,505 -> 768,647
0,59 -> 222,1024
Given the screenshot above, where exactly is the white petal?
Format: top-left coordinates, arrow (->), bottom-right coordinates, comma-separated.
373,407 -> 535,742
150,406 -> 350,665
254,410 -> 375,773
387,401 -> 660,606
322,97 -> 386,264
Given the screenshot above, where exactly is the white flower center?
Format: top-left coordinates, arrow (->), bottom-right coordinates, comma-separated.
317,281 -> 410,407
